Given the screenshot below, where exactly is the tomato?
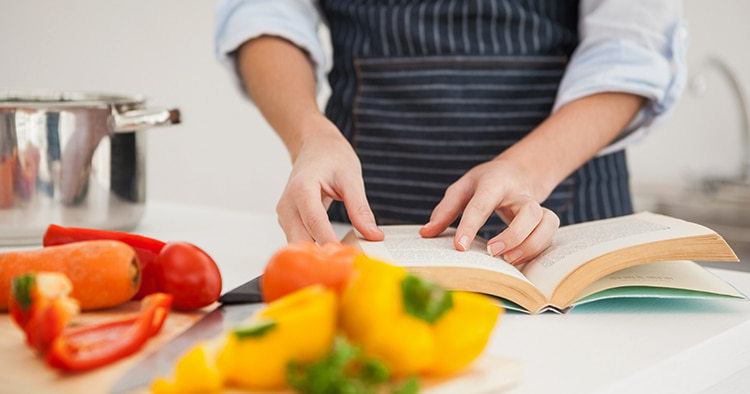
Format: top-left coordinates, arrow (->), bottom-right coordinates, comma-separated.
155,243 -> 222,310
261,242 -> 360,302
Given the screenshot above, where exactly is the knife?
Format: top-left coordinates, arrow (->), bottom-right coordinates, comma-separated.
110,276 -> 264,393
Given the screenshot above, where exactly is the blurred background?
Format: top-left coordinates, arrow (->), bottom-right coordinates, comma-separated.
1,0 -> 749,262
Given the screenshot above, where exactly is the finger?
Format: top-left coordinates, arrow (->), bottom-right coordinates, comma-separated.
276,202 -> 314,243
486,199 -> 543,257
420,181 -> 472,238
454,186 -> 501,251
339,175 -> 384,241
294,187 -> 339,243
502,209 -> 560,265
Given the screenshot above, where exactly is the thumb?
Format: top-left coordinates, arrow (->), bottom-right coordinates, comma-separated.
339,177 -> 383,241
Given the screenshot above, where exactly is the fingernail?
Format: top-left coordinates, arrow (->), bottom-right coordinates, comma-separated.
487,241 -> 506,256
458,235 -> 470,251
504,250 -> 523,263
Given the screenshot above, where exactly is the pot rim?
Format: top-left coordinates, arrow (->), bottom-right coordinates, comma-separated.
0,90 -> 146,109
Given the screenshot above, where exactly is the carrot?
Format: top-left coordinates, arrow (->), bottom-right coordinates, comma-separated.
0,241 -> 140,310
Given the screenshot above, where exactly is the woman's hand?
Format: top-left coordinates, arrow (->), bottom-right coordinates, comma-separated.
236,37 -> 383,244
276,116 -> 383,243
419,158 -> 559,265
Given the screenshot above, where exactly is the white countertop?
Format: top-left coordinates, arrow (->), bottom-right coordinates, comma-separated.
7,201 -> 750,393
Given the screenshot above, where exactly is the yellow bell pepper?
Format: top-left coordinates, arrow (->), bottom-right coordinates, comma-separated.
427,291 -> 501,375
218,284 -> 337,390
151,284 -> 337,393
150,344 -> 222,394
341,255 -> 502,377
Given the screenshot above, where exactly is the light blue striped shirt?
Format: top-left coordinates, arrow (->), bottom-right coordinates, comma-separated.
214,0 -> 686,154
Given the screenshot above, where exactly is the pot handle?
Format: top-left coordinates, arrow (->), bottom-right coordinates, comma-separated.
113,108 -> 181,132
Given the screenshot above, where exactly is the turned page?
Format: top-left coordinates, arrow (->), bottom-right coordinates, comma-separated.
573,260 -> 746,302
351,225 -> 533,285
520,212 -> 718,299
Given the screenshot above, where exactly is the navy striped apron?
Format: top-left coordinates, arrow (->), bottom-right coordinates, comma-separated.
320,0 -> 633,239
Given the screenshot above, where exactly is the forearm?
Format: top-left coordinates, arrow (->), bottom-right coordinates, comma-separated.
237,36 -> 335,161
499,92 -> 645,201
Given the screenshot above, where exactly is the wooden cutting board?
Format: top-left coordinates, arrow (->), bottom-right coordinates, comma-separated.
0,301 -> 206,394
0,304 -> 520,394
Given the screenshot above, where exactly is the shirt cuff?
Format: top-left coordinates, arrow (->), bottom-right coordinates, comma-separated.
214,0 -> 327,96
553,22 -> 688,156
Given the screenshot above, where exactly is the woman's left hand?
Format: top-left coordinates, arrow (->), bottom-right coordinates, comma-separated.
419,158 -> 559,265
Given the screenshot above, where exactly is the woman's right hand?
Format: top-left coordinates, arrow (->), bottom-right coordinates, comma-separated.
276,115 -> 384,243
235,37 -> 382,243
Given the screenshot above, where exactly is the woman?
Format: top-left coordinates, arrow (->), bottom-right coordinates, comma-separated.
215,0 -> 685,264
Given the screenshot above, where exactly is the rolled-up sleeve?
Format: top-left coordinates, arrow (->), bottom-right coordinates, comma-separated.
553,0 -> 687,155
214,0 -> 327,95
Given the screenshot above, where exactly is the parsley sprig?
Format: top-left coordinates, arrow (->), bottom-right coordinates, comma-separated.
287,336 -> 419,394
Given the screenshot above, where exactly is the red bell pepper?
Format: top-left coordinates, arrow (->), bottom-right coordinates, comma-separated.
9,273 -> 80,354
46,293 -> 173,372
43,224 -> 167,299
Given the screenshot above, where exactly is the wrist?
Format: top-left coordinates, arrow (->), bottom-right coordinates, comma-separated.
493,93 -> 645,203
289,114 -> 345,162
493,152 -> 558,203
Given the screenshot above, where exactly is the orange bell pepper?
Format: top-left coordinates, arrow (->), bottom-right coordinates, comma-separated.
261,242 -> 360,302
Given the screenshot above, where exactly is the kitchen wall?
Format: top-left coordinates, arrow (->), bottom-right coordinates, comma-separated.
628,0 -> 750,188
1,0 -> 748,214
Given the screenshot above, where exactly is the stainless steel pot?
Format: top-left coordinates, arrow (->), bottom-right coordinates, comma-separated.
0,91 -> 180,245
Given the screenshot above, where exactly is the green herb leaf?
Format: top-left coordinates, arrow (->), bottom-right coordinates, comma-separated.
359,358 -> 390,384
328,336 -> 360,368
392,376 -> 420,394
233,319 -> 277,339
287,336 -> 399,394
11,274 -> 36,310
401,274 -> 453,324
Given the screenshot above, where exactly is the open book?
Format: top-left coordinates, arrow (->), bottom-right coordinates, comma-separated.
343,212 -> 746,314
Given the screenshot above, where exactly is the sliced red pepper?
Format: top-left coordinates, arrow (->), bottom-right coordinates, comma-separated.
9,273 -> 80,354
43,224 -> 167,299
46,293 -> 173,372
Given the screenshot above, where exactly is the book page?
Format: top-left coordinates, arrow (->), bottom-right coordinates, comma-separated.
573,260 -> 746,302
521,212 -> 718,298
354,225 -> 532,285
